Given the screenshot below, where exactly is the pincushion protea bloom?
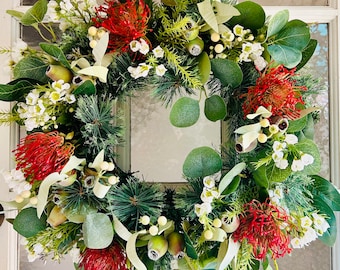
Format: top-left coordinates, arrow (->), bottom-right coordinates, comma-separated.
79,242 -> 128,270
93,0 -> 150,53
14,131 -> 74,183
233,199 -> 292,259
242,65 -> 306,120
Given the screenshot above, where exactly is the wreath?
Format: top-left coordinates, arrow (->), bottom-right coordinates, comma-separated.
1,0 -> 340,269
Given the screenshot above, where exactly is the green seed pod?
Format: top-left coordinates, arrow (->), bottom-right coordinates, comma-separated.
46,65 -> 73,83
186,37 -> 204,56
147,235 -> 168,261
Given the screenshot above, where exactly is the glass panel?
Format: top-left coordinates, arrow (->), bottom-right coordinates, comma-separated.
239,0 -> 329,6
277,23 -> 331,269
130,94 -> 221,183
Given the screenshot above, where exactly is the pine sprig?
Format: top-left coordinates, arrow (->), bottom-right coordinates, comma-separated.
75,95 -> 123,160
107,177 -> 165,231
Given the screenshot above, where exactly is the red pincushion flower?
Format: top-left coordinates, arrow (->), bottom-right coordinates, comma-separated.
93,0 -> 150,53
242,65 -> 306,119
79,242 -> 128,270
14,131 -> 74,183
233,200 -> 292,260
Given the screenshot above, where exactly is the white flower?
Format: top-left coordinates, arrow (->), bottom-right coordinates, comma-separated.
128,63 -> 152,79
0,169 -> 31,194
291,159 -> 304,172
233,25 -> 245,37
52,80 -> 70,92
65,93 -> 76,104
152,45 -> 164,58
312,213 -> 330,234
301,153 -> 314,166
300,216 -> 313,228
275,159 -> 289,169
285,134 -> 298,145
253,56 -> 267,71
155,64 -> 167,76
203,176 -> 215,189
200,187 -> 219,203
11,39 -> 28,63
69,245 -> 81,263
273,141 -> 287,152
291,237 -> 303,249
300,226 -> 318,245
194,202 -> 212,217
129,40 -> 141,52
24,118 -> 39,131
26,91 -> 39,106
272,151 -> 284,163
139,38 -> 150,55
46,0 -> 59,22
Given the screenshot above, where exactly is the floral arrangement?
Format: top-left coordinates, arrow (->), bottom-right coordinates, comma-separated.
1,0 -> 340,269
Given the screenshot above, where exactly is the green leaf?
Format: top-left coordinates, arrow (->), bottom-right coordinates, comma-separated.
170,97 -> 200,128
0,79 -> 37,101
287,116 -> 307,133
20,0 -> 48,26
6,10 -> 24,21
252,165 -> 269,188
267,9 -> 289,38
266,162 -> 292,183
296,39 -> 318,70
311,175 -> 340,211
295,139 -> 321,175
214,2 -> 240,25
73,80 -> 96,95
312,195 -> 337,246
218,162 -> 246,194
198,52 -> 211,84
197,0 -> 218,32
204,95 -> 227,122
227,1 -> 266,31
13,56 -> 49,83
267,44 -> 302,69
210,58 -> 243,88
183,146 -> 222,178
183,230 -> 198,259
13,207 -> 46,238
273,20 -> 310,50
83,213 -> 114,249
222,176 -> 241,195
40,43 -> 71,69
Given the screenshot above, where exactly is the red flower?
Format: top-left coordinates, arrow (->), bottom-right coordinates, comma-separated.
242,65 -> 306,119
93,0 -> 150,53
233,200 -> 292,260
79,242 -> 128,270
14,131 -> 74,183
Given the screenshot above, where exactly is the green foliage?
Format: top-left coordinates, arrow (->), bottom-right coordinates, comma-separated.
75,95 -> 123,160
40,42 -> 72,69
13,56 -> 49,83
7,0 -> 47,26
183,146 -> 223,178
170,97 -> 200,127
0,79 -> 38,102
107,178 -> 165,231
83,213 -> 114,249
211,58 -> 243,88
204,95 -> 227,122
13,207 -> 47,238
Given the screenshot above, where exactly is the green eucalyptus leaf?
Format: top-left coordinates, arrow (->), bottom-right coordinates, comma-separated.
183,146 -> 222,178
83,213 -> 114,249
211,58 -> 243,88
267,9 -> 289,38
267,44 -> 302,68
73,80 -> 96,95
313,195 -> 337,246
295,139 -> 321,175
170,97 -> 200,127
204,95 -> 227,122
227,1 -> 266,31
13,207 -> 47,238
296,39 -> 318,70
40,43 -> 71,69
311,175 -> 340,211
287,116 -> 307,133
266,162 -> 292,183
272,19 -> 310,50
0,79 -> 38,101
20,0 -> 48,26
13,56 -> 49,83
